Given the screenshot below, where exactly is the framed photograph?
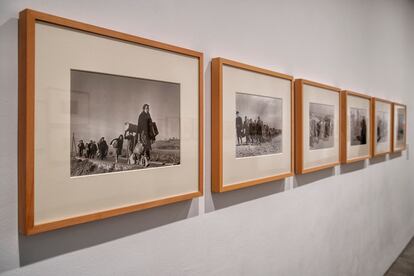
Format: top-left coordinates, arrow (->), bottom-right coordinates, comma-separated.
392,103 -> 407,152
371,98 -> 392,156
294,79 -> 341,174
340,91 -> 371,163
211,58 -> 294,192
19,9 -> 203,234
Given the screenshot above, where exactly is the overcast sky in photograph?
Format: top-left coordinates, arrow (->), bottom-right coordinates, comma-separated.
309,102 -> 334,119
236,92 -> 282,129
71,70 -> 180,142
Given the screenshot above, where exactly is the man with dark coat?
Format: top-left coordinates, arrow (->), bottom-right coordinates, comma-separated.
77,140 -> 85,157
137,104 -> 153,163
98,137 -> 108,160
249,119 -> 255,144
360,117 -> 367,144
90,140 -> 98,158
236,111 -> 243,145
243,116 -> 250,144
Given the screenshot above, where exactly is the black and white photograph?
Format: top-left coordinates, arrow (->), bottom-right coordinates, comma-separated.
376,111 -> 388,143
350,107 -> 368,146
235,92 -> 282,158
70,70 -> 180,177
397,108 -> 406,147
309,102 -> 334,150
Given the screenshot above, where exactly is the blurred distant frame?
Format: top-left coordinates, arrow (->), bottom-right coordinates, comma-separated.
392,102 -> 407,153
18,9 -> 203,235
371,97 -> 393,157
294,79 -> 341,174
340,90 -> 372,164
211,57 -> 294,193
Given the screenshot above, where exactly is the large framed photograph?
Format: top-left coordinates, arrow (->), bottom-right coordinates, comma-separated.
340,91 -> 371,163
371,98 -> 392,156
211,58 -> 294,192
294,79 -> 341,174
392,103 -> 407,152
19,9 -> 203,234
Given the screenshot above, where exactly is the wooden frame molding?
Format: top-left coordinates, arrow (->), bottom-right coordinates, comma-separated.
211,57 -> 294,193
340,90 -> 372,164
371,97 -> 393,157
392,102 -> 407,152
18,9 -> 204,235
294,79 -> 341,174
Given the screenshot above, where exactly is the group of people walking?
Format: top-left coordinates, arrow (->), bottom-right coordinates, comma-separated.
236,111 -> 278,146
77,137 -> 110,160
76,104 -> 157,167
309,115 -> 334,146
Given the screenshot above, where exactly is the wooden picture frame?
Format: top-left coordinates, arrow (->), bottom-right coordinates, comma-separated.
294,79 -> 341,174
392,103 -> 407,152
340,90 -> 372,163
19,9 -> 203,235
211,58 -> 294,192
371,97 -> 393,157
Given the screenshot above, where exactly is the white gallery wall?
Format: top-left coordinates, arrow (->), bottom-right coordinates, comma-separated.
1,0 -> 414,275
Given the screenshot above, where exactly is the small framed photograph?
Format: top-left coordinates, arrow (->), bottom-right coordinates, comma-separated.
392,103 -> 407,152
371,98 -> 392,156
211,58 -> 294,192
19,9 -> 203,234
294,79 -> 341,174
340,91 -> 371,163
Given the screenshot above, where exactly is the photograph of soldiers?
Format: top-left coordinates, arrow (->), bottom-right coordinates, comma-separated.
235,92 -> 283,158
350,108 -> 367,146
309,102 -> 335,150
70,70 -> 180,177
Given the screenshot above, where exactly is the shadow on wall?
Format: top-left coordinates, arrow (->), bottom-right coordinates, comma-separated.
389,151 -> 402,160
293,167 -> 335,188
205,178 -> 287,212
339,160 -> 366,174
369,154 -> 387,165
19,198 -> 198,266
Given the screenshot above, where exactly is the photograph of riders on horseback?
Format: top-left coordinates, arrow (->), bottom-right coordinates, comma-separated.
70,70 -> 180,177
235,92 -> 283,158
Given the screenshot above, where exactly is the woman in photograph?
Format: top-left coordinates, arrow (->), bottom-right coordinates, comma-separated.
110,134 -> 124,163
137,104 -> 153,166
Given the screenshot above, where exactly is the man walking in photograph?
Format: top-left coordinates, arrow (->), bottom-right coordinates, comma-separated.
77,140 -> 85,157
236,111 -> 243,145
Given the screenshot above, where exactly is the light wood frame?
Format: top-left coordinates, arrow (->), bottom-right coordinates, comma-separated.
392,103 -> 407,152
294,79 -> 341,174
371,97 -> 393,157
340,90 -> 372,163
211,58 -> 294,192
18,9 -> 204,235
